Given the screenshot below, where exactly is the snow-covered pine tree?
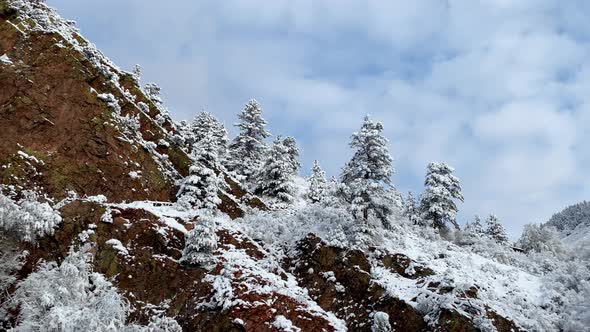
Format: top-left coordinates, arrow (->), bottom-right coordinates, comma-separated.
485,214 -> 509,244
419,162 -> 464,230
339,115 -> 396,226
177,130 -> 226,211
282,136 -> 301,175
404,192 -> 422,225
180,216 -> 218,268
176,165 -> 221,210
187,111 -> 228,159
457,215 -> 486,245
467,215 -> 485,235
256,137 -> 296,202
226,99 -> 270,186
308,160 -> 328,203
143,82 -> 163,108
132,64 -> 141,82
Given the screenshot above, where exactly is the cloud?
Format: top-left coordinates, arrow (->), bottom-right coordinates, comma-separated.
47,0 -> 590,239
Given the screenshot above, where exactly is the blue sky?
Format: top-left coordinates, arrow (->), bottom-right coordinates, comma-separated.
47,0 -> 590,238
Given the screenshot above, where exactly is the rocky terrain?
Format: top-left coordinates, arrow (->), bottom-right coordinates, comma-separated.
1,1 -> 585,332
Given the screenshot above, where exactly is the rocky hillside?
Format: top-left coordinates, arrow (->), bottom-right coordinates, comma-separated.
0,1 -> 578,332
0,0 -> 260,218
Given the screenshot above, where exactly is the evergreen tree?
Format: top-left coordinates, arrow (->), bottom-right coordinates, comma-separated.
282,136 -> 301,175
173,120 -> 191,147
256,137 -> 296,202
339,115 -> 396,225
180,216 -> 218,268
459,215 -> 486,245
419,162 -> 464,230
308,160 -> 328,203
404,192 -> 422,225
485,214 -> 509,244
132,64 -> 141,82
467,215 -> 485,235
187,111 -> 228,158
226,99 -> 270,185
176,165 -> 221,210
143,82 -> 163,107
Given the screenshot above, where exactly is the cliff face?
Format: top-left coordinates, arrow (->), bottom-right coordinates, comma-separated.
0,2 -> 527,332
0,0 -> 190,203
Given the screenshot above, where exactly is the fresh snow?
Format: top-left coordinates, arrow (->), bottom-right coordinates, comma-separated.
273,315 -> 301,332
106,239 -> 129,256
0,54 -> 13,65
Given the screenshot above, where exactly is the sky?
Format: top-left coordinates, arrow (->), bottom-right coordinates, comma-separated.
47,0 -> 590,238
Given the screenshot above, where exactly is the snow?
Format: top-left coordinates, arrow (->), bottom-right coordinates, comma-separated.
110,201 -> 199,234
84,195 -> 108,204
128,171 -> 142,179
199,225 -> 347,331
0,54 -> 13,65
0,191 -> 62,243
106,239 -> 129,255
17,150 -> 43,165
273,315 -> 301,332
100,208 -> 113,224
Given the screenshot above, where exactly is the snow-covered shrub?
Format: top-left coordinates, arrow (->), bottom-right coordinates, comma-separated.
560,280 -> 590,332
145,315 -> 182,332
0,191 -> 62,243
517,224 -> 563,255
9,247 -> 130,331
542,259 -> 590,331
239,203 -> 369,250
371,311 -> 391,332
0,234 -> 25,294
180,216 -> 218,268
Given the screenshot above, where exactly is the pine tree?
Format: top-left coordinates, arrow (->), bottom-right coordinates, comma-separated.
404,192 -> 422,225
339,115 -> 396,225
143,82 -> 163,107
468,215 -> 485,235
226,99 -> 270,185
187,111 -> 228,159
180,216 -> 218,268
419,162 -> 464,230
173,120 -> 191,147
308,160 -> 328,203
459,215 -> 486,245
176,159 -> 222,211
485,214 -> 509,244
132,64 -> 141,82
256,137 -> 296,202
282,136 -> 301,174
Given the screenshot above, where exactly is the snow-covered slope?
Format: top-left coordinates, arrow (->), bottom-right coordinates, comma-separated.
545,201 -> 590,247
1,1 -> 588,331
